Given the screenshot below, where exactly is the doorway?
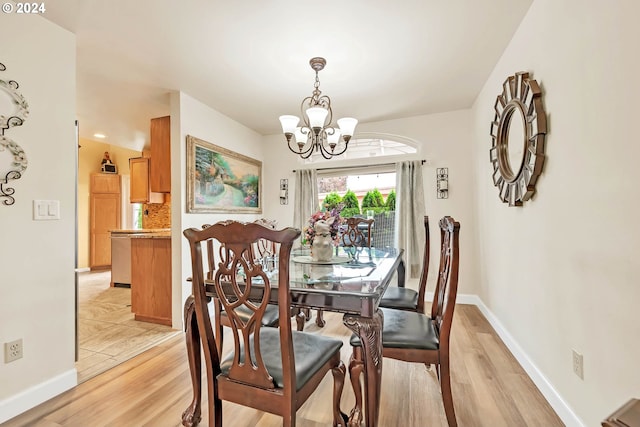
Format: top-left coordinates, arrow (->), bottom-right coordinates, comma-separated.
75,138 -> 178,382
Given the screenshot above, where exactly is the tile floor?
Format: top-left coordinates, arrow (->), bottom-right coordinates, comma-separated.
76,270 -> 180,382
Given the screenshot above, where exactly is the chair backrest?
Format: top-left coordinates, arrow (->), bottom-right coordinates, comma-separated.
416,215 -> 430,313
430,216 -> 460,348
184,220 -> 300,389
252,218 -> 278,258
203,218 -> 279,279
341,217 -> 374,247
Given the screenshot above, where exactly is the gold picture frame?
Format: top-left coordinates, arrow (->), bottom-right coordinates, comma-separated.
186,135 -> 262,213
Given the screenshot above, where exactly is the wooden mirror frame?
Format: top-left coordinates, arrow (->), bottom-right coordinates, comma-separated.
489,72 -> 547,207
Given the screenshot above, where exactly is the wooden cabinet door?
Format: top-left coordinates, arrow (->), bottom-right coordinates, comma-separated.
130,157 -> 164,204
131,238 -> 172,326
150,116 -> 171,193
130,157 -> 151,203
90,193 -> 121,269
91,173 -> 121,193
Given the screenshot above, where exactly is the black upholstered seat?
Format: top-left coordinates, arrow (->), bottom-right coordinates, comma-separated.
377,287 -> 419,311
350,307 -> 438,350
230,304 -> 280,327
222,328 -> 343,391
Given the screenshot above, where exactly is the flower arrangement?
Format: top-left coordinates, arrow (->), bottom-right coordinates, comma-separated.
303,203 -> 344,246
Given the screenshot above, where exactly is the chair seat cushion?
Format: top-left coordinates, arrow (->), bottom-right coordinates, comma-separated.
379,286 -> 419,311
221,328 -> 343,391
350,308 -> 439,350
222,304 -> 280,327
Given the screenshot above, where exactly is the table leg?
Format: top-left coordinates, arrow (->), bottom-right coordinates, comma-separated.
181,295 -> 202,427
344,309 -> 384,427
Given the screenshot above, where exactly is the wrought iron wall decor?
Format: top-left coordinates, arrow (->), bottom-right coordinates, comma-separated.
0,62 -> 29,206
490,71 -> 547,207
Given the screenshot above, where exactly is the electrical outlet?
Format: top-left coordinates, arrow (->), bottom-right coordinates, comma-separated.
4,339 -> 23,363
572,349 -> 583,379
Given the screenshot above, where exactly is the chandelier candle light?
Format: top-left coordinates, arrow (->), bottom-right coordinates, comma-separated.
279,57 -> 358,159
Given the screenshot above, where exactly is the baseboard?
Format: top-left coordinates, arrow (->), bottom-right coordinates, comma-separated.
0,369 -> 77,424
465,294 -> 586,427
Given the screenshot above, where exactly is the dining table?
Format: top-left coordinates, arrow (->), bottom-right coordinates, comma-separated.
181,245 -> 405,427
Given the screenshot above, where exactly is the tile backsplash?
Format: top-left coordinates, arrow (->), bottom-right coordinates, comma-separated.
143,201 -> 171,229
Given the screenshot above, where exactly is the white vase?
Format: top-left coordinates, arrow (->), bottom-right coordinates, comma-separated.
311,235 -> 333,262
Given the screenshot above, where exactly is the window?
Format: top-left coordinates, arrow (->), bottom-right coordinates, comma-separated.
306,136 -> 417,163
317,165 -> 396,248
307,135 -> 418,247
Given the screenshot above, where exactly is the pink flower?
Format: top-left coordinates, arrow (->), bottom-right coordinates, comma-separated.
302,204 -> 345,246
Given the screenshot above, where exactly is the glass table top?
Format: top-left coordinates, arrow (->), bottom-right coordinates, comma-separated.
204,246 -> 404,316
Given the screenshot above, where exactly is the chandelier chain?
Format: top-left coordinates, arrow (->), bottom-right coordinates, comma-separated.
312,72 -> 321,103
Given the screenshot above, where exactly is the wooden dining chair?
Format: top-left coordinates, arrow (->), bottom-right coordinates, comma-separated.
341,217 -> 374,248
348,216 -> 460,427
378,215 -> 430,313
184,220 -> 347,427
203,220 -> 305,357
303,216 -> 377,329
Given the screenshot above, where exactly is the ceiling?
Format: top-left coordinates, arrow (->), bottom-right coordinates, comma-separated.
43,0 -> 533,151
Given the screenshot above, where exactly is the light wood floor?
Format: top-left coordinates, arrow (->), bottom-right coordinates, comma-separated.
3,305 -> 563,427
76,270 -> 181,382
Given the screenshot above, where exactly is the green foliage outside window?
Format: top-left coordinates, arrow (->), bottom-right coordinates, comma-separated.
362,188 -> 385,208
385,190 -> 396,211
340,190 -> 360,217
322,192 -> 342,211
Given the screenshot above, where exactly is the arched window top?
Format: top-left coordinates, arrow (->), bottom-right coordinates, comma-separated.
306,133 -> 418,163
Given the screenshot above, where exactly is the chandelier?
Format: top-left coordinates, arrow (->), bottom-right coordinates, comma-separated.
279,57 -> 358,159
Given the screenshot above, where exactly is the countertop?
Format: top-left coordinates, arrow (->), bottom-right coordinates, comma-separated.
110,228 -> 170,234
110,229 -> 171,239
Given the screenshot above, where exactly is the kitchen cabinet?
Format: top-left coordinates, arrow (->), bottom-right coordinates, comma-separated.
91,173 -> 121,193
90,173 -> 121,269
130,157 -> 163,204
150,115 -> 171,193
131,235 -> 172,326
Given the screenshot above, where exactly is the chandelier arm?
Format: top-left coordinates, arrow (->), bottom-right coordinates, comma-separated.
318,95 -> 332,127
287,138 -> 314,158
300,96 -> 314,125
324,141 -> 349,157
318,145 -> 334,160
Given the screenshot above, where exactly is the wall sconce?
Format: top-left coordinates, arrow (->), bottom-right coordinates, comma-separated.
437,168 -> 448,199
280,179 -> 288,205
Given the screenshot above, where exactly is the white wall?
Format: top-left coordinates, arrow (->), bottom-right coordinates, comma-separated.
262,110 -> 478,294
471,0 -> 640,425
0,15 -> 77,422
170,92 -> 264,328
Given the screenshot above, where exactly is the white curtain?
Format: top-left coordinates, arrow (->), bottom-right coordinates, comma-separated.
395,161 -> 426,278
293,169 -> 318,236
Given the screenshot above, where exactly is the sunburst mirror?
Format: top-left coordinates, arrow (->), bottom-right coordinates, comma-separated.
489,71 -> 547,207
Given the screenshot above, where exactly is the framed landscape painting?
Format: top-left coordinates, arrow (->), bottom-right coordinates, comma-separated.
186,135 -> 262,213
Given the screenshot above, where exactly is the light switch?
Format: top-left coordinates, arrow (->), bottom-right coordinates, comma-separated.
47,200 -> 60,219
33,200 -> 60,220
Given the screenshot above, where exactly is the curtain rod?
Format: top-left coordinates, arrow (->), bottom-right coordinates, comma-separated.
293,160 -> 426,173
